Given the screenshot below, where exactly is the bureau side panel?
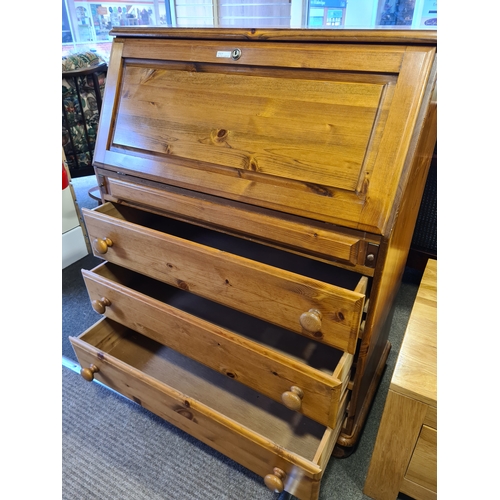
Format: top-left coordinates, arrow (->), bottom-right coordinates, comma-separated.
344,95 -> 437,444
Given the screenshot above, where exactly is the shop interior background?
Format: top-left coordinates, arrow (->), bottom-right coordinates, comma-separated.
62,0 -> 437,57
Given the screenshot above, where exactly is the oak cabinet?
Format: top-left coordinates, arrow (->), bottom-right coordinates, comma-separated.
364,259 -> 437,500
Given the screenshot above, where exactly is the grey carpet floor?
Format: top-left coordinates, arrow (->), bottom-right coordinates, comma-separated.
63,175 -> 420,500
62,364 -> 281,500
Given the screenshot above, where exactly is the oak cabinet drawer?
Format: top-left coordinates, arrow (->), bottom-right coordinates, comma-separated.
83,202 -> 367,354
404,425 -> 437,493
82,262 -> 352,428
70,318 -> 347,500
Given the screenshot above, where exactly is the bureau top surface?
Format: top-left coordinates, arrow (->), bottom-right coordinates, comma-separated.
95,28 -> 437,236
110,27 -> 437,45
391,259 -> 437,407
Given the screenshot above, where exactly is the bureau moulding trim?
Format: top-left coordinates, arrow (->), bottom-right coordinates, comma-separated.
119,37 -> 407,74
109,27 -> 437,46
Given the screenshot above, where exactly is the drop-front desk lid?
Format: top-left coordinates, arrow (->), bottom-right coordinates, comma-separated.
94,28 -> 437,236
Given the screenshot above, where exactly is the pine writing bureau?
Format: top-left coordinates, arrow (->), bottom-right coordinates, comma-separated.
69,28 -> 437,500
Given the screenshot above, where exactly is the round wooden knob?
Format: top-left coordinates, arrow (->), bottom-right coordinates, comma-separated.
91,297 -> 111,314
264,467 -> 286,493
93,237 -> 113,254
80,364 -> 99,382
299,309 -> 322,333
281,386 -> 304,411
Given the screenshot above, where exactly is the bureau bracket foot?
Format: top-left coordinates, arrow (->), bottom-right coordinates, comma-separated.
332,442 -> 357,459
336,340 -> 391,451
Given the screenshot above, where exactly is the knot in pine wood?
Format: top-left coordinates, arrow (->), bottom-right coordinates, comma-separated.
243,155 -> 259,171
304,183 -> 333,197
176,279 -> 190,291
211,128 -> 229,144
175,408 -> 195,421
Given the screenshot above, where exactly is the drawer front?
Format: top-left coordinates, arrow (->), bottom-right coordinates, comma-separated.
69,318 -> 345,500
83,204 -> 365,354
405,425 -> 437,492
103,176 -> 381,271
82,263 -> 351,427
96,36 -> 436,234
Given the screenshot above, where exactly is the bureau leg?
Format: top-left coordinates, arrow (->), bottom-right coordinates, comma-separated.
336,340 -> 391,450
332,442 -> 356,459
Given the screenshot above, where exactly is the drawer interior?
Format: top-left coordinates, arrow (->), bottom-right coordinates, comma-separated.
96,203 -> 366,292
82,319 -> 327,460
93,263 -> 344,376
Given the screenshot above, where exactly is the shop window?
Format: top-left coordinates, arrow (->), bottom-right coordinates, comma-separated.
63,0 -> 74,43
326,8 -> 343,26
62,0 -> 436,56
417,0 -> 437,27
307,0 -> 346,28
375,0 -> 437,28
175,0 -> 214,27
63,0 -> 292,52
218,0 -> 291,27
377,0 -> 415,26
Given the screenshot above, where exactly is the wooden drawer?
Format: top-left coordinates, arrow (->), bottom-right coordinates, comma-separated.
82,262 -> 352,428
70,318 -> 348,500
83,202 -> 367,354
402,425 -> 437,498
101,175 -> 381,272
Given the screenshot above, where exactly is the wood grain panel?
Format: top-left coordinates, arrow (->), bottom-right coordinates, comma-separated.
400,478 -> 436,500
391,259 -> 437,406
120,38 -> 406,73
82,264 -> 349,427
111,62 -> 385,192
363,390 -> 428,500
111,27 -> 436,45
70,318 -> 326,500
405,426 -> 437,492
99,148 -> 370,230
105,177 -> 366,265
94,41 -> 124,158
424,405 -> 437,429
83,204 -> 365,353
94,36 -> 435,235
